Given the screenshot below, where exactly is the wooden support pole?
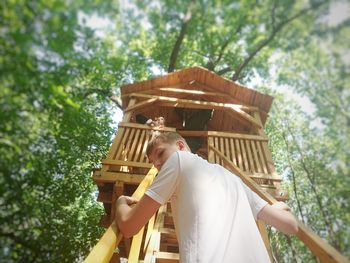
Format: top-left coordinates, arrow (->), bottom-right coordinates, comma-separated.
257,220 -> 274,262
85,167 -> 158,263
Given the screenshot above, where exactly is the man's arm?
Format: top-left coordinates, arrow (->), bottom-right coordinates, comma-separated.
257,202 -> 299,235
116,195 -> 161,238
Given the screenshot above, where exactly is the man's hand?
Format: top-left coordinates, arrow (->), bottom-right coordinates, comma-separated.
115,195 -> 161,238
116,195 -> 139,207
272,201 -> 291,211
257,202 -> 298,235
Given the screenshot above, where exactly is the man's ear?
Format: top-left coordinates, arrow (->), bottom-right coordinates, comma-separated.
175,140 -> 186,151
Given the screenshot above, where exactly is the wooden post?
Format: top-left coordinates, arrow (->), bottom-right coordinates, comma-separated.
207,137 -> 215,163
257,220 -> 274,262
253,112 -> 276,175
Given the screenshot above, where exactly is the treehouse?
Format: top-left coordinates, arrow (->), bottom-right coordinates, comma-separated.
86,67 -> 348,263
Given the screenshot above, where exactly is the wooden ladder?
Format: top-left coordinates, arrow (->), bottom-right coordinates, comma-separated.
85,163 -> 349,263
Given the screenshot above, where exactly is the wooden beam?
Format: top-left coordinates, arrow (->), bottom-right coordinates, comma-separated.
209,145 -> 350,263
93,171 -> 144,184
101,159 -> 153,169
85,167 -> 158,263
125,97 -> 158,112
144,204 -> 167,263
118,122 -> 176,132
127,92 -> 262,128
128,225 -> 145,263
121,81 -> 197,98
143,213 -> 156,254
84,222 -> 123,263
257,220 -> 274,262
155,252 -> 180,262
156,87 -> 227,97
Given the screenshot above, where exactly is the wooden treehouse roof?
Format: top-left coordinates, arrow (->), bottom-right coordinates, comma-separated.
120,66 -> 274,130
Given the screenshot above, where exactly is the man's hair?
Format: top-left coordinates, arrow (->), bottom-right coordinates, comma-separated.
146,132 -> 187,157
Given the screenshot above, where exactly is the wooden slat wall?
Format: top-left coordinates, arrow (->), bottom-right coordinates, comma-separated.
105,124 -> 176,170
210,135 -> 277,178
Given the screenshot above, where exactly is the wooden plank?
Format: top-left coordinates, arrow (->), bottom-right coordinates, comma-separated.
93,171 -> 144,184
249,173 -> 282,182
110,181 -> 124,223
144,204 -> 167,263
157,87 -> 227,97
128,128 -> 141,161
261,141 -> 276,175
208,131 -> 268,141
239,139 -> 248,172
159,100 -> 262,128
224,138 -> 231,163
143,213 -> 156,253
256,141 -> 268,174
123,127 -> 136,160
257,220 -> 274,262
118,122 -> 176,132
214,137 -> 220,164
101,159 -> 152,169
122,82 -> 196,98
139,133 -> 150,162
125,98 -> 158,112
177,130 -> 209,137
155,252 -> 179,262
229,138 -> 237,166
207,137 -> 215,163
245,139 -> 255,174
127,93 -> 261,127
209,145 -> 349,263
134,129 -> 146,161
128,225 -> 146,263
219,137 -> 225,166
115,127 -> 131,161
253,112 -> 276,175
84,222 -> 123,263
234,138 -> 243,169
251,140 -> 263,173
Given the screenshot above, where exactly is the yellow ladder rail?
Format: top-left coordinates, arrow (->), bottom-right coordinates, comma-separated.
209,145 -> 349,263
84,167 -> 158,263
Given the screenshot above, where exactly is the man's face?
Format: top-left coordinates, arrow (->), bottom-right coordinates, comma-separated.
148,140 -> 187,170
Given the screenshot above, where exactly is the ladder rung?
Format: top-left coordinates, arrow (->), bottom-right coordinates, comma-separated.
155,251 -> 179,263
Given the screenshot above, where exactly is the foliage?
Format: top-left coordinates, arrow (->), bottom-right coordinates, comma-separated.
1,0 -> 349,262
0,0 -> 120,262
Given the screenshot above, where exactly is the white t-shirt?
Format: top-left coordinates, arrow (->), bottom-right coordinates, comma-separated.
145,151 -> 270,263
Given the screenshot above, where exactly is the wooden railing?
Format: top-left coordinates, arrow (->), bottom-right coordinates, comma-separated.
101,123 -> 175,170
208,132 -> 278,178
209,145 -> 349,263
84,166 -> 158,263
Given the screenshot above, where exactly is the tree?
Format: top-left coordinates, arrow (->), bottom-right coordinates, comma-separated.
1,0 -> 349,261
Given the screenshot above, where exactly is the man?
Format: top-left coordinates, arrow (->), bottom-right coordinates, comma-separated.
116,132 -> 298,262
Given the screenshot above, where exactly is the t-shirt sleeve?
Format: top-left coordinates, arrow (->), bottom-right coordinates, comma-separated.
241,180 -> 268,220
145,152 -> 180,205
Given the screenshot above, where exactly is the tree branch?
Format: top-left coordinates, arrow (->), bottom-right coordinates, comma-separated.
231,1 -> 328,81
206,23 -> 244,72
83,88 -> 123,110
281,127 -> 306,223
168,2 -> 194,73
217,66 -> 233,76
285,120 -> 340,250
